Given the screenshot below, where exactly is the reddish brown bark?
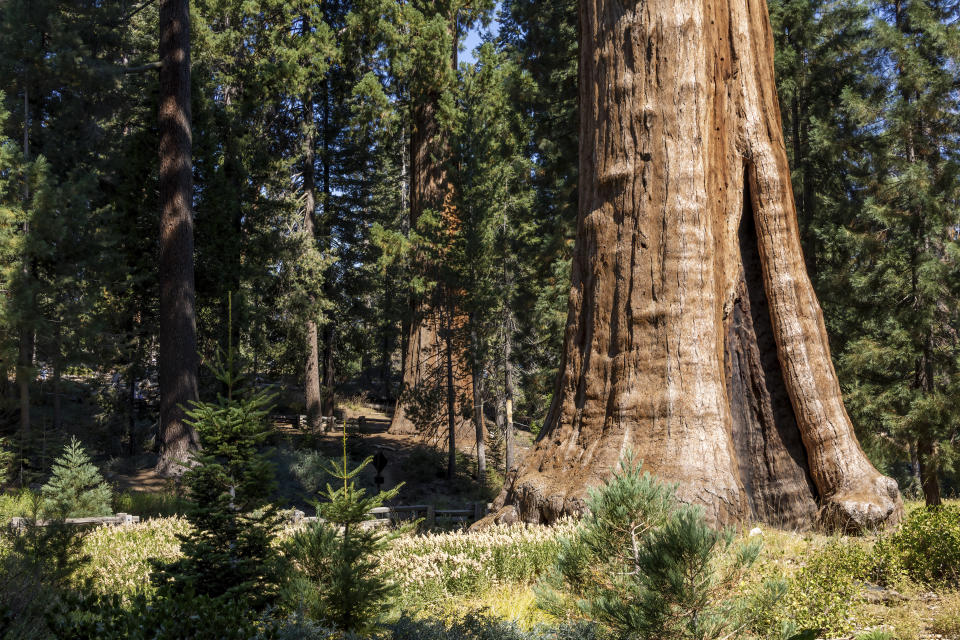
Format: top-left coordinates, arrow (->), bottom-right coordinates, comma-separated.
156,0 -> 199,476
389,31 -> 473,447
486,0 -> 902,532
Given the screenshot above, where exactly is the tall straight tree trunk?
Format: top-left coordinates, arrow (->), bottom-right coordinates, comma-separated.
17,328 -> 32,441
128,364 -> 137,455
471,323 -> 486,486
486,0 -> 901,533
502,303 -> 516,473
319,75 -> 336,419
52,319 -> 62,432
389,17 -> 472,442
302,93 -> 323,430
917,339 -> 941,506
321,325 -> 335,416
917,433 -> 941,507
156,0 -> 199,476
17,79 -> 31,442
445,299 -> 456,480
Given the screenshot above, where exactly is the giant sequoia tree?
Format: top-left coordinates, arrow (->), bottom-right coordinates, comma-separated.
388,2 -> 480,446
488,0 -> 902,532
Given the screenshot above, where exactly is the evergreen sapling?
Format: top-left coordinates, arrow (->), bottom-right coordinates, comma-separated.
40,437 -> 112,519
151,315 -> 285,611
285,421 -> 402,633
535,452 -> 766,640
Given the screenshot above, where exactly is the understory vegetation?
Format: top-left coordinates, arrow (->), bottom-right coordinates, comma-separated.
2,437 -> 959,639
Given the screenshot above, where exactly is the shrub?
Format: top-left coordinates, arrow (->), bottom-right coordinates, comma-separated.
782,538 -> 871,636
112,490 -> 189,519
535,453 -> 763,640
930,606 -> 960,639
289,449 -> 331,493
402,447 -> 445,483
0,496 -> 89,640
150,343 -> 286,612
78,516 -> 190,599
52,592 -> 272,640
387,613 -> 599,640
0,487 -> 37,525
874,504 -> 960,587
40,437 -> 112,519
0,437 -> 14,488
284,424 -> 402,633
381,521 -> 571,607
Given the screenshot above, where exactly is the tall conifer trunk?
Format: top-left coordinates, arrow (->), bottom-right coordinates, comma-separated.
502,293 -> 516,473
17,79 -> 31,442
471,322 -> 486,485
486,0 -> 901,532
303,92 -> 323,430
389,15 -> 472,443
156,0 -> 199,475
319,76 -> 336,418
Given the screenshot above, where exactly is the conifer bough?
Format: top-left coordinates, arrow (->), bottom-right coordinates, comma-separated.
487,0 -> 902,532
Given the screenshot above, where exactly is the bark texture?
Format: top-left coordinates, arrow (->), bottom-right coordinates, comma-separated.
486,0 -> 902,533
389,72 -> 473,445
303,120 -> 323,430
156,0 -> 199,476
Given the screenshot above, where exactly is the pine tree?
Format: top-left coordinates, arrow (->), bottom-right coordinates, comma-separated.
768,0 -> 878,286
454,43 -> 534,479
836,0 -> 960,505
40,437 -> 112,519
284,422 -> 402,633
152,315 -> 285,611
535,454 -> 763,640
498,0 -> 580,422
156,0 -> 199,475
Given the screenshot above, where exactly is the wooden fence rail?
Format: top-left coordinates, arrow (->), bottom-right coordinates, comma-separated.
289,502 -> 490,528
8,513 -> 140,532
8,503 -> 490,534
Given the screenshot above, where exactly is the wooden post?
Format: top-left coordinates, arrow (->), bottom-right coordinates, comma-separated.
473,502 -> 485,522
426,504 -> 435,527
358,415 -> 366,434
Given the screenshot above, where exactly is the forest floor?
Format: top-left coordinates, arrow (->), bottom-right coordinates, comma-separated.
8,392 -> 957,638
109,399 -> 536,513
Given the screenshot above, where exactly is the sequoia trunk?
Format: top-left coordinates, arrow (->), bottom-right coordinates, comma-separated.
389,22 -> 472,445
486,0 -> 901,532
156,0 -> 199,475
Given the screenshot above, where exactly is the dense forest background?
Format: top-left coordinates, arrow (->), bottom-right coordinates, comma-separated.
0,0 -> 957,500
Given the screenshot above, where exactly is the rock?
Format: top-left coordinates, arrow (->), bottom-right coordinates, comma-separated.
863,583 -> 905,604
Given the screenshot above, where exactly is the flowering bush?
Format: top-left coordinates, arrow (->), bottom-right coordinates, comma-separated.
380,521 -> 575,606
78,516 -> 190,598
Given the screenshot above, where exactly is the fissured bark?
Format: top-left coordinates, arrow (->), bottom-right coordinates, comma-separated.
156,0 -> 199,476
486,0 -> 901,532
389,46 -> 473,445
